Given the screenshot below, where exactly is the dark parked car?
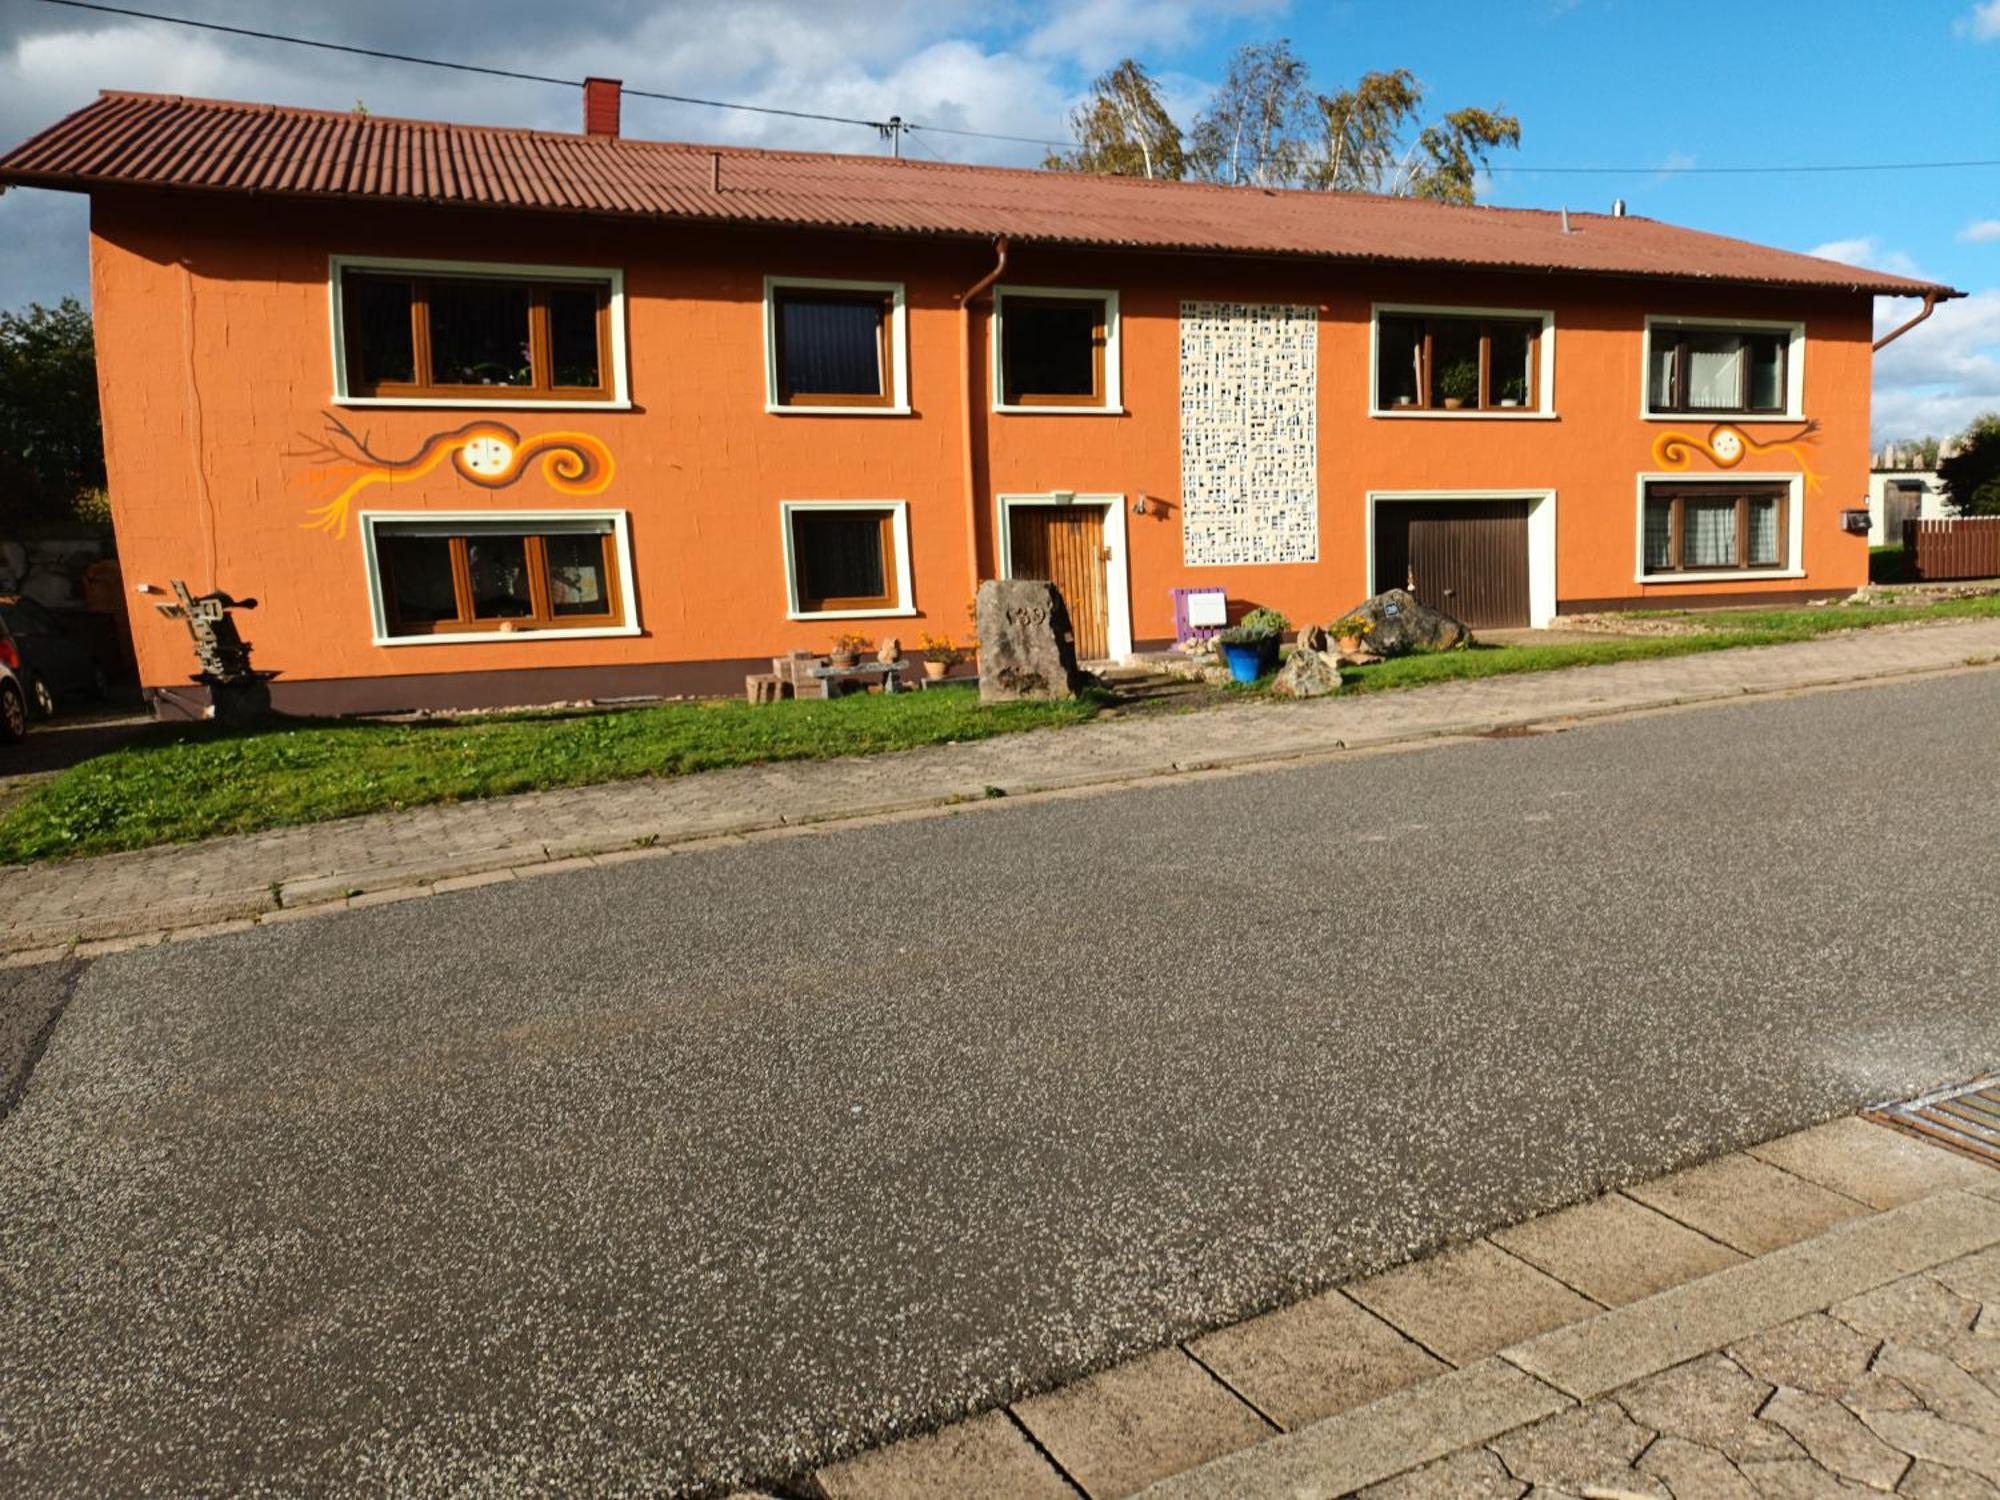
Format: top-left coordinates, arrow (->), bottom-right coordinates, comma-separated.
0,596 -> 105,717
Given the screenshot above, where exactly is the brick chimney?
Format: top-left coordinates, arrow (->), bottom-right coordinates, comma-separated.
584,77 -> 622,138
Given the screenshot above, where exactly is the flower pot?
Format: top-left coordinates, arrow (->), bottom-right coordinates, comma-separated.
1442,397 -> 1465,410
1499,398 -> 1521,408
829,652 -> 858,671
923,659 -> 949,680
1219,639 -> 1271,684
1336,634 -> 1364,656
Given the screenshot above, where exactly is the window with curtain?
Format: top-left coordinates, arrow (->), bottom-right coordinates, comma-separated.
1647,324 -> 1789,415
772,288 -> 893,406
1374,311 -> 1543,412
375,519 -> 623,635
340,268 -> 613,401
788,507 -> 900,612
1642,483 -> 1787,575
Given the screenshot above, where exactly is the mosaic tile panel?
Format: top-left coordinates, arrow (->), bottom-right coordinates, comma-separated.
1179,301 -> 1319,566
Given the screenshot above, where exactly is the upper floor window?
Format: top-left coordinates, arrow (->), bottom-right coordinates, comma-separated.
1645,319 -> 1800,418
332,257 -> 626,406
1373,306 -> 1551,416
994,287 -> 1121,413
764,278 -> 908,414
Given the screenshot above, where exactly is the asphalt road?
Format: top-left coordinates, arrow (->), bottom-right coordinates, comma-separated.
4,670 -> 2000,1497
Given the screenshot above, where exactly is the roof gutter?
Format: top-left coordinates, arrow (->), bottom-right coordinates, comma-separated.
958,237 -> 1008,600
1873,290 -> 1943,352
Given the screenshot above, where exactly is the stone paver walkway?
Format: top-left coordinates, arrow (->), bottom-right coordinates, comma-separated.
7,618 -> 1999,959
812,1115 -> 2000,1500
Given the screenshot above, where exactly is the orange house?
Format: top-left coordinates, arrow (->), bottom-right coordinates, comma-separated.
0,86 -> 1959,715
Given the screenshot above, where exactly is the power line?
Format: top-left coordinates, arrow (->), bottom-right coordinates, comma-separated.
1489,159 -> 2000,176
27,0 -> 897,134
24,0 -> 2000,178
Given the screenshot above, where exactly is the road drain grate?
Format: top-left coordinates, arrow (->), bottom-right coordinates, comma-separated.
1866,1076 -> 2000,1168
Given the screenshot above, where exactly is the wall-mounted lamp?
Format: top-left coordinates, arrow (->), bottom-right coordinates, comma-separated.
133,582 -> 161,595
1132,494 -> 1150,516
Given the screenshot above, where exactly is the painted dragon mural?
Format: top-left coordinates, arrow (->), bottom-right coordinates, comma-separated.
1651,419 -> 1824,494
294,415 -> 615,541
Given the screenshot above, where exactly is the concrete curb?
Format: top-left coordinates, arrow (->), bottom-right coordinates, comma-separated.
5,648 -> 1997,963
815,1119 -> 2000,1500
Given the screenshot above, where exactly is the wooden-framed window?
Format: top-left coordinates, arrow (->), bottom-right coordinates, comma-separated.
335,260 -> 619,403
782,502 -> 911,616
1375,311 -> 1544,413
771,287 -> 893,406
373,519 -> 625,636
1642,481 -> 1788,575
1646,322 -> 1792,416
995,288 -> 1119,411
762,278 -> 906,413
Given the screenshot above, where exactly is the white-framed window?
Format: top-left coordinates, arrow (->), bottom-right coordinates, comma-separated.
329,255 -> 629,408
780,501 -> 914,619
762,276 -> 910,415
1369,303 -> 1556,418
1641,315 -> 1804,421
1632,472 -> 1806,582
992,286 -> 1122,414
360,510 -> 640,645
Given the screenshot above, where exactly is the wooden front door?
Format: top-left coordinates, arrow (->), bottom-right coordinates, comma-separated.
1373,500 -> 1531,629
1008,505 -> 1109,659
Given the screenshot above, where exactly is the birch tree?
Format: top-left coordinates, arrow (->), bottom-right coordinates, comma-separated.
1044,60 -> 1185,180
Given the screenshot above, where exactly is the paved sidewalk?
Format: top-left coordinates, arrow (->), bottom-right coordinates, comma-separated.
7,618 -> 1999,958
813,1114 -> 2000,1499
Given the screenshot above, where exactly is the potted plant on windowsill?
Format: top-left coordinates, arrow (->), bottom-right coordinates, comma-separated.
918,632 -> 963,681
1497,374 -> 1527,409
1214,607 -> 1288,684
827,632 -> 871,671
1438,358 -> 1480,411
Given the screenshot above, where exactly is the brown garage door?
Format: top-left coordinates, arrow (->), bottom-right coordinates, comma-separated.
1373,500 -> 1530,629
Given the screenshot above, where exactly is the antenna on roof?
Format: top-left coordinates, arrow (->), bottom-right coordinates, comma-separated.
711,151 -> 721,194
1560,206 -> 1571,234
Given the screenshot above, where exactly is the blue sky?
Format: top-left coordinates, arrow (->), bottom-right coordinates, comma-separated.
2,0 -> 1997,439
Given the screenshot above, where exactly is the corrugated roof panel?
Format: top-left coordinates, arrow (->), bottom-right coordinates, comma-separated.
0,91 -> 1958,299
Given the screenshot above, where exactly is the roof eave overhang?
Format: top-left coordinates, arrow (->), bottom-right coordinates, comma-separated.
5,171 -> 1962,303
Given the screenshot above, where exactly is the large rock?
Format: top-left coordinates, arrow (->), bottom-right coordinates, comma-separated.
1270,626 -> 1342,698
976,578 -> 1086,703
1341,588 -> 1471,657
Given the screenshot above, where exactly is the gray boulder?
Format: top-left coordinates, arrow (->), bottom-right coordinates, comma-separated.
976,578 -> 1086,703
1341,588 -> 1471,656
1270,632 -> 1342,698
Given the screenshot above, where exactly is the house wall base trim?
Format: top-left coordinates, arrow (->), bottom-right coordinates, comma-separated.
146,657 -> 834,719
1557,587 -> 1852,615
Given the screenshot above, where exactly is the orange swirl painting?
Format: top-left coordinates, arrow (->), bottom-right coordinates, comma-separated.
295,416 -> 615,540
1650,419 -> 1824,494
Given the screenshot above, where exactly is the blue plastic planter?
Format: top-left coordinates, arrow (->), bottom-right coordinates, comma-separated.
1219,639 -> 1269,684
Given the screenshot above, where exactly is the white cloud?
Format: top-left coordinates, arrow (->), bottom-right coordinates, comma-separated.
1026,0 -> 1281,71
1807,236 -> 1921,278
1960,219 -> 2000,244
1956,0 -> 2000,38
0,0 -> 1289,308
1872,290 -> 2000,441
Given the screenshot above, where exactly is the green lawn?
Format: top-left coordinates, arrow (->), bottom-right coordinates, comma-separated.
1340,593 -> 2000,695
0,686 -> 1100,863
5,591 -> 1998,865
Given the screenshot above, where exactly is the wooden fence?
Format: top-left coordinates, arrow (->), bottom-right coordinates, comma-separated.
1903,517 -> 2000,581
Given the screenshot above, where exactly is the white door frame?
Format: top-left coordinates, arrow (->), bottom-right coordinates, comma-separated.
1365,488 -> 1559,628
996,491 -> 1133,661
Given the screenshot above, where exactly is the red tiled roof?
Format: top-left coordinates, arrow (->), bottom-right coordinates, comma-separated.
0,91 -> 1958,299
